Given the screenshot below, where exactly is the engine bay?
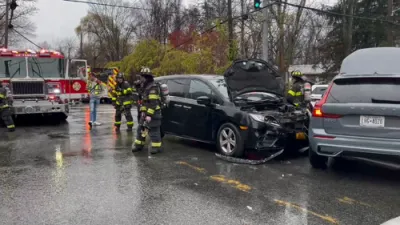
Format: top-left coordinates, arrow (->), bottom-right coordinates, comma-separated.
241,102 -> 309,131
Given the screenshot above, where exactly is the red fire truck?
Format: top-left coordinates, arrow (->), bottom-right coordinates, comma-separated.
0,48 -> 88,121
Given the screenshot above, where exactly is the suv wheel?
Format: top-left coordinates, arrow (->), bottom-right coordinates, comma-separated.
217,123 -> 244,157
309,147 -> 328,169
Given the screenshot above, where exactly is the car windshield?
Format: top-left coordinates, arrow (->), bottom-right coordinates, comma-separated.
0,57 -> 27,78
209,77 -> 228,98
312,86 -> 328,95
28,58 -> 65,78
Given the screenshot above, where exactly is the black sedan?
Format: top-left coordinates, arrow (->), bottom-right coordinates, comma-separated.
156,59 -> 308,157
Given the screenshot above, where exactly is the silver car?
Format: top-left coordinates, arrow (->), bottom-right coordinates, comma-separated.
310,84 -> 328,107
308,47 -> 400,169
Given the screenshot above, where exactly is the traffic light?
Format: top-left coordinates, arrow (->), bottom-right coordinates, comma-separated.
254,0 -> 261,9
10,0 -> 18,10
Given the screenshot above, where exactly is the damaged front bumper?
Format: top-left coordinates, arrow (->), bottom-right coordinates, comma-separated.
244,115 -> 309,152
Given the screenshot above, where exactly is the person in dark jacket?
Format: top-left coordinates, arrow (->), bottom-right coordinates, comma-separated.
112,73 -> 135,131
0,81 -> 14,132
287,70 -> 305,108
132,67 -> 162,154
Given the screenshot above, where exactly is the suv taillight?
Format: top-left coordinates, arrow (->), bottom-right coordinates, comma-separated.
311,82 -> 341,118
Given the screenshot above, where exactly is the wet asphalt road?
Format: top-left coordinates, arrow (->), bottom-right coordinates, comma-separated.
0,105 -> 399,225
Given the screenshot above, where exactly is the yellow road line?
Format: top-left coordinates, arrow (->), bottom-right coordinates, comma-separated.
337,197 -> 371,207
175,161 -> 207,174
274,199 -> 339,224
175,162 -> 251,192
210,175 -> 252,193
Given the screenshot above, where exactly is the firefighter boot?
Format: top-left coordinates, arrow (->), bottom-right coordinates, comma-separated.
115,125 -> 120,132
7,125 -> 15,132
132,144 -> 143,153
149,146 -> 159,154
127,126 -> 133,132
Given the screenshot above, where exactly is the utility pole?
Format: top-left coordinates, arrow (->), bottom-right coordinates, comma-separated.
240,0 -> 245,57
4,0 -> 10,48
227,0 -> 234,60
388,0 -> 394,46
79,32 -> 83,58
262,1 -> 269,62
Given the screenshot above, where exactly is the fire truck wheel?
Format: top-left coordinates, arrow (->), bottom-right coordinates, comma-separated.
58,114 -> 68,121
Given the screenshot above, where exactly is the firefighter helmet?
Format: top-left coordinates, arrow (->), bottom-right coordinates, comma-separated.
291,70 -> 303,77
140,67 -> 153,78
116,73 -> 124,80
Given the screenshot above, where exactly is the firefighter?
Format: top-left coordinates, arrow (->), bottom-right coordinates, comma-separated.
113,73 -> 134,131
132,67 -> 162,154
0,81 -> 15,132
287,70 -> 305,108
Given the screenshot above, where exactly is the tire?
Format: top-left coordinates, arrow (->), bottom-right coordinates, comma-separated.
309,147 -> 328,169
59,114 -> 68,121
216,123 -> 244,157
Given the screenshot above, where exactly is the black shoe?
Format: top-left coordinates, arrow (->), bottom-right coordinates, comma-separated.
132,145 -> 143,153
88,122 -> 92,129
150,148 -> 161,154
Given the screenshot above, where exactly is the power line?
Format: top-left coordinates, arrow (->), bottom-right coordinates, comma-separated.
62,0 -> 150,10
280,1 -> 400,26
12,29 -> 43,49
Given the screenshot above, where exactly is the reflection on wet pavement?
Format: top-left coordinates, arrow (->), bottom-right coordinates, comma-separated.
0,105 -> 399,225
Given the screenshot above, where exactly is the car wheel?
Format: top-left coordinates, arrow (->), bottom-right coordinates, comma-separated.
309,147 -> 328,169
217,123 -> 244,157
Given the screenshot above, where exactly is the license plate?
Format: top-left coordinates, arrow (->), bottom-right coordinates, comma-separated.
296,132 -> 306,140
359,116 -> 385,128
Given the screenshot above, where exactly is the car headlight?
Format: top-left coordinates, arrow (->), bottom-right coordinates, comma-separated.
264,116 -> 281,128
249,113 -> 265,122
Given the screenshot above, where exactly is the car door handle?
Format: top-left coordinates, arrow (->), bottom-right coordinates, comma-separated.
175,104 -> 182,107
183,105 -> 191,109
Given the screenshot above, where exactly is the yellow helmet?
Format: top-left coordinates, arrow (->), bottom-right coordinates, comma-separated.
291,70 -> 303,77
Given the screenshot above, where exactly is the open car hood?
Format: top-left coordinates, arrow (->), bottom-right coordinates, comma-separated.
223,59 -> 285,101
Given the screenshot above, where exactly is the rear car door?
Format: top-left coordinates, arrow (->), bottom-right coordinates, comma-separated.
183,78 -> 214,141
161,78 -> 189,136
322,77 -> 400,139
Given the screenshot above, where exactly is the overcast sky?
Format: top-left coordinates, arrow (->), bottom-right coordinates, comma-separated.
24,0 -> 335,49
29,0 -> 89,48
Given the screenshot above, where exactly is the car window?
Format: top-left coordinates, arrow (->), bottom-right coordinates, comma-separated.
167,79 -> 186,97
312,87 -> 327,95
188,79 -> 212,100
326,77 -> 400,103
209,78 -> 228,98
157,79 -> 168,85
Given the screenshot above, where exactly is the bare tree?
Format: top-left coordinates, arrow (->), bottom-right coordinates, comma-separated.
0,0 -> 38,46
77,0 -> 139,62
54,37 -> 78,58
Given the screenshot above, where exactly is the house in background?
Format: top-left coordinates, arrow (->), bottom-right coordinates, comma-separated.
288,64 -> 337,84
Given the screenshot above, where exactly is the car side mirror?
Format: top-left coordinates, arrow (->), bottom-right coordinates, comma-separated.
197,96 -> 211,105
225,68 -> 235,77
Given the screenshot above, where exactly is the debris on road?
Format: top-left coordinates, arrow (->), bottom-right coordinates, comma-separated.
215,149 -> 284,165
